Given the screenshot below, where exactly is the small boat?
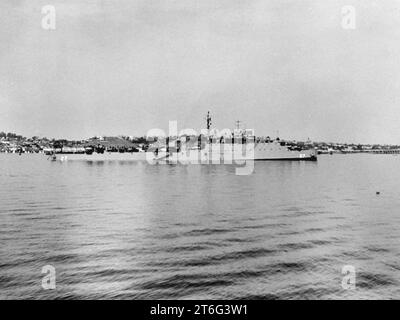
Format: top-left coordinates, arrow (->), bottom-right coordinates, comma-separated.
47,154 -> 57,161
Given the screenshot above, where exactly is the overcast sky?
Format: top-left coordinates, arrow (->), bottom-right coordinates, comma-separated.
1,0 -> 400,143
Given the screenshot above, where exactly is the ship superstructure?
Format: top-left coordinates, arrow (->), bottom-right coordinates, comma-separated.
151,112 -> 317,163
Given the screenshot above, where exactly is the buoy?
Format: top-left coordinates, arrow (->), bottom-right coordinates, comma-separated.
376,192 -> 380,195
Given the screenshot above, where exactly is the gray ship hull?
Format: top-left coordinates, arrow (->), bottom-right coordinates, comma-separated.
52,142 -> 317,162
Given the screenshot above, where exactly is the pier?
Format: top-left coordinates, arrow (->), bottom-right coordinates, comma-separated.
370,149 -> 400,154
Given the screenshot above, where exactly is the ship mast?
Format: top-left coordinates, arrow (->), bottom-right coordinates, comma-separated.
235,120 -> 241,130
206,111 -> 212,130
206,111 -> 211,137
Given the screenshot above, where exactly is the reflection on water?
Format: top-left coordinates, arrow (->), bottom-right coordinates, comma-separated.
1,153 -> 400,299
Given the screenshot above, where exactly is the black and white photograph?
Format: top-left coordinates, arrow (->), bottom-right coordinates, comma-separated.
1,0 -> 400,305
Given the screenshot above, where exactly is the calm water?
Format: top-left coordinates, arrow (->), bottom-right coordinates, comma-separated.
1,153 -> 399,299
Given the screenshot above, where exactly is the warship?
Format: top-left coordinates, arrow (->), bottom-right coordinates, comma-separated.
49,112 -> 317,162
